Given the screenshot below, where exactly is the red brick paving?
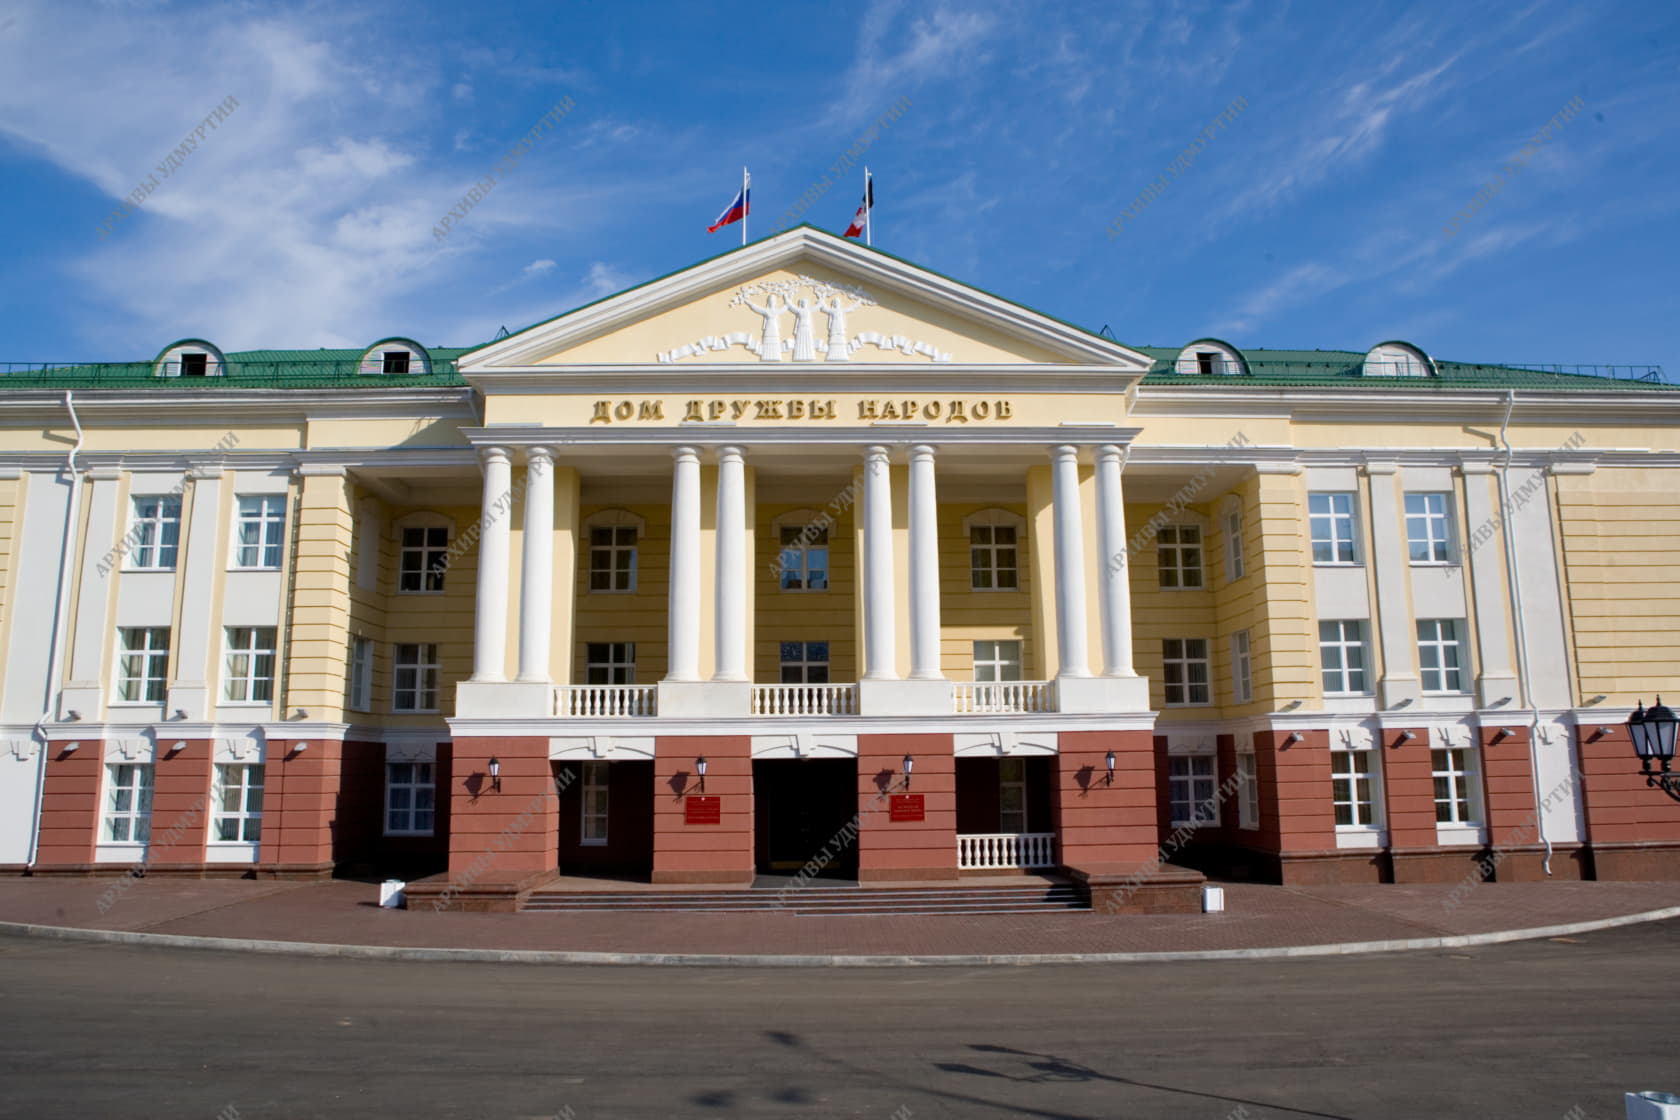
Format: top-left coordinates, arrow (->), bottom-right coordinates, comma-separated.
4,876 -> 1679,958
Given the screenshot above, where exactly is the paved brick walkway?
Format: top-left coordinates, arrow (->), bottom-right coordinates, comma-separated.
3,876 -> 1678,958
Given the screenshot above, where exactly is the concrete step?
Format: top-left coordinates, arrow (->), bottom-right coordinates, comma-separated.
521,883 -> 1090,915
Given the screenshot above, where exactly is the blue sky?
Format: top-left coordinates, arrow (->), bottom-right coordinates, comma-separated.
1,0 -> 1676,376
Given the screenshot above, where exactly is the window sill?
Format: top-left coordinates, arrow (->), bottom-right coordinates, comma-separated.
122,566 -> 178,574
968,586 -> 1023,594
1408,561 -> 1459,569
395,589 -> 447,596
219,701 -> 272,708
1156,585 -> 1209,593
391,710 -> 442,716
580,839 -> 608,847
1312,562 -> 1363,569
109,700 -> 167,708
586,588 -> 638,595
1163,703 -> 1214,709
229,566 -> 283,573
383,830 -> 435,839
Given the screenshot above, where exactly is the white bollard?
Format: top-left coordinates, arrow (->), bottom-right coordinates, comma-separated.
1627,1091 -> 1680,1119
1202,885 -> 1225,913
379,879 -> 406,909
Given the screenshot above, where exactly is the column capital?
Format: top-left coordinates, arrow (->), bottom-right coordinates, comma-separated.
524,445 -> 556,467
716,444 -> 746,463
909,443 -> 938,460
1096,444 -> 1129,466
671,444 -> 701,463
479,445 -> 512,467
1051,444 -> 1082,463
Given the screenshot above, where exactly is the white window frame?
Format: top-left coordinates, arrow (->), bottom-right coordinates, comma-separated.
104,763 -> 154,844
964,509 -> 1024,592
972,639 -> 1022,682
1405,492 -> 1454,565
115,627 -> 170,703
585,511 -> 642,593
1319,620 -> 1369,695
1168,754 -> 1218,826
233,494 -> 287,570
999,757 -> 1028,833
126,495 -> 181,570
391,642 -> 440,712
1236,750 -> 1259,830
1432,746 -> 1484,826
1309,492 -> 1359,565
398,525 -> 450,593
585,642 -> 636,685
1162,638 -> 1211,706
211,763 -> 264,844
581,760 -> 609,846
779,640 -> 830,683
1157,524 -> 1205,590
1231,630 -> 1253,704
221,626 -> 276,704
1330,747 -> 1380,828
775,520 -> 830,592
1417,619 -> 1466,694
1224,505 -> 1245,581
348,636 -> 373,712
385,761 -> 435,836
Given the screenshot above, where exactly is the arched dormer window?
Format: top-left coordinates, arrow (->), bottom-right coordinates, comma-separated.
584,510 -> 645,593
153,339 -> 226,378
358,338 -> 431,376
1173,339 -> 1247,376
393,511 -> 456,593
963,508 -> 1026,591
1363,341 -> 1435,378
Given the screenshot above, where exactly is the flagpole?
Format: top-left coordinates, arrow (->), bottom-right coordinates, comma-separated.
742,165 -> 748,246
864,166 -> 872,247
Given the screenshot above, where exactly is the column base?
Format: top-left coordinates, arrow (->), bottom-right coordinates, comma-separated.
1476,675 -> 1520,710
1055,675 -> 1151,714
455,680 -> 553,719
164,683 -> 211,722
858,679 -> 954,717
656,681 -> 751,717
1378,676 -> 1422,708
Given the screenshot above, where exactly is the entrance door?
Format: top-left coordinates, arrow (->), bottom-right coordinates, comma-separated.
752,759 -> 858,877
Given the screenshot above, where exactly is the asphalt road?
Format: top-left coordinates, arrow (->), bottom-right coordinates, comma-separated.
1,922 -> 1676,1120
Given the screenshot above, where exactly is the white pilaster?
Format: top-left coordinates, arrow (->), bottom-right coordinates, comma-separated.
516,447 -> 555,683
907,444 -> 943,680
1094,445 -> 1136,678
861,445 -> 897,680
665,446 -> 703,682
1458,460 -> 1518,707
713,445 -> 748,682
62,468 -> 123,717
471,447 -> 512,682
1365,462 -> 1420,706
166,466 -> 225,719
1051,445 -> 1090,679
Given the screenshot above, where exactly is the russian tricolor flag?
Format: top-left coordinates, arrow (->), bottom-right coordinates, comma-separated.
707,172 -> 750,233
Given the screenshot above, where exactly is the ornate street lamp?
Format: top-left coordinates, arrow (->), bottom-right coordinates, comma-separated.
1628,698 -> 1680,802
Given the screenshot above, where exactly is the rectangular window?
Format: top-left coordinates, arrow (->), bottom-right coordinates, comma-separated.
234,495 -> 287,569
1405,493 -> 1454,564
392,643 -> 440,711
1236,751 -> 1259,829
1224,509 -> 1245,580
778,525 -> 829,591
348,636 -> 373,712
385,762 -> 435,835
581,760 -> 609,846
127,496 -> 181,570
115,627 -> 170,702
999,757 -> 1027,833
1169,755 -> 1218,825
1330,749 -> 1377,826
1319,620 -> 1368,694
179,352 -> 208,377
1432,747 -> 1482,825
588,526 -> 637,592
1309,493 -> 1358,564
1157,525 -> 1204,589
382,350 -> 410,375
211,763 -> 264,843
1162,638 -> 1211,706
779,641 -> 830,683
399,526 -> 449,592
969,524 -> 1018,590
222,626 -> 276,703
1417,619 -> 1466,693
972,639 -> 1022,682
104,763 -> 154,843
585,642 -> 636,685
1232,630 -> 1253,704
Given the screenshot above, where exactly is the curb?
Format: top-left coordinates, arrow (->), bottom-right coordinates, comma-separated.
3,906 -> 1678,967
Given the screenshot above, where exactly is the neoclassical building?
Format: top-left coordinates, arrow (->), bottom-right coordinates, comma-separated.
1,227 -> 1675,910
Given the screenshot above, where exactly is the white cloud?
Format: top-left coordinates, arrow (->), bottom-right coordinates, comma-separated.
523,259 -> 557,277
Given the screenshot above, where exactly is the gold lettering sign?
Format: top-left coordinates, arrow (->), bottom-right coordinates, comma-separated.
587,398 -> 1015,425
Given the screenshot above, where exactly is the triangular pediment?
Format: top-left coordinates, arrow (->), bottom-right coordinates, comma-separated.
460,227 -> 1150,372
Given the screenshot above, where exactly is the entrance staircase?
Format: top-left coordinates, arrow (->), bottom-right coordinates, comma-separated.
520,879 -> 1089,916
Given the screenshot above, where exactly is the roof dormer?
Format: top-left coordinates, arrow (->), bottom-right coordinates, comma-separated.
152,339 -> 226,378
359,338 -> 431,376
1173,338 -> 1247,376
1363,340 -> 1435,378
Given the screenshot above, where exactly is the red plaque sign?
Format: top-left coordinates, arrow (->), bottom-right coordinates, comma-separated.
685,796 -> 722,825
889,794 -> 925,822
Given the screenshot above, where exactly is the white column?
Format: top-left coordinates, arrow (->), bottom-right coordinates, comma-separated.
516,446 -> 554,683
862,445 -> 897,680
665,446 -> 702,682
713,445 -> 748,682
908,444 -> 943,680
1051,445 -> 1091,679
471,447 -> 513,682
1094,445 -> 1136,677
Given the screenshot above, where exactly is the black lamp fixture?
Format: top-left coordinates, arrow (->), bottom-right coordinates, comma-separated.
695,755 -> 707,794
1104,750 -> 1116,786
902,753 -> 915,790
487,756 -> 501,793
1628,698 -> 1680,802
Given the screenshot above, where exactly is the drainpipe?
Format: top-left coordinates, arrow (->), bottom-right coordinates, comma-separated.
1496,390 -> 1553,876
26,392 -> 85,868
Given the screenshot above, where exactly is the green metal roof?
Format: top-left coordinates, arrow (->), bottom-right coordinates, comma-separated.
0,347 -> 474,390
1135,347 -> 1675,392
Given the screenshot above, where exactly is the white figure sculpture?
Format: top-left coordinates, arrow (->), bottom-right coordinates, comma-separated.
819,293 -> 864,361
787,297 -> 820,362
744,293 -> 788,361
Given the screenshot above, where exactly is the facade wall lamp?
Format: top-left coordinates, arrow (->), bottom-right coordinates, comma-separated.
902,754 -> 914,790
1104,750 -> 1116,785
695,756 -> 707,794
488,755 -> 501,792
1628,699 -> 1680,802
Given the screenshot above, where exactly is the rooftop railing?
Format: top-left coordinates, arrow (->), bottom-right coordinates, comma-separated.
0,359 -> 467,388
